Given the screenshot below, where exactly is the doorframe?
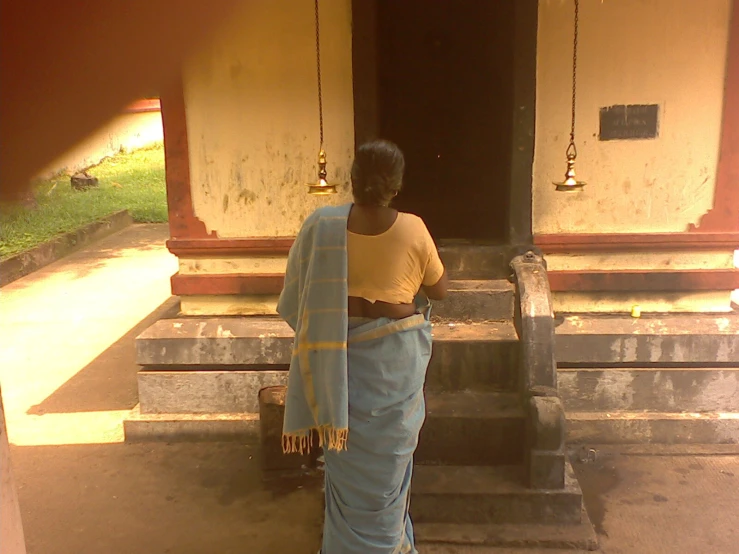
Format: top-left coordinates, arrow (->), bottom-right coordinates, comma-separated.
350,0 -> 538,247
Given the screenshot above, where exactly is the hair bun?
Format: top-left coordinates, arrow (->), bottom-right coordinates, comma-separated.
350,140 -> 405,206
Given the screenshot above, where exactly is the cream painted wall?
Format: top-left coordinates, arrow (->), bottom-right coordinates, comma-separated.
178,256 -> 287,275
37,111 -> 163,178
534,0 -> 731,234
546,251 -> 736,271
553,291 -> 734,313
183,0 -> 355,238
181,295 -> 280,316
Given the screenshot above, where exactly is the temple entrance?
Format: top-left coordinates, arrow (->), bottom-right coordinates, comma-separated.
356,0 -> 517,241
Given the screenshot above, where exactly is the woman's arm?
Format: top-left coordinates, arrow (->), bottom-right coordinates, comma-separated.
419,219 -> 449,300
422,268 -> 449,300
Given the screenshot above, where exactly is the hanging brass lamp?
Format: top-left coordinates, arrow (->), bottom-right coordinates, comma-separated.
554,0 -> 586,192
307,0 -> 338,195
308,149 -> 337,195
555,143 -> 585,192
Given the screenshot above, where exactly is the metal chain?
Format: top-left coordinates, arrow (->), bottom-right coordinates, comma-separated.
568,0 -> 580,157
314,0 -> 324,148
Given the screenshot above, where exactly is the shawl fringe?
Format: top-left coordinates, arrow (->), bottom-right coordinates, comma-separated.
282,426 -> 349,454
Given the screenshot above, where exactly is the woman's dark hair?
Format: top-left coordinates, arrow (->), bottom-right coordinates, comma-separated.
350,140 -> 405,206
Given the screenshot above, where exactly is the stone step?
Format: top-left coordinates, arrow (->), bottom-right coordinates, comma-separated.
415,516 -> 598,551
575,443 -> 739,456
136,318 -> 292,367
439,244 -> 511,280
559,367 -> 739,413
418,392 -> 525,466
555,313 -> 739,365
566,411 -> 739,444
418,547 -> 596,554
137,370 -> 288,414
136,318 -> 520,392
132,385 -> 527,462
124,405 -> 259,442
127,407 -> 738,446
432,280 -> 514,321
428,321 -> 519,391
411,464 -> 583,526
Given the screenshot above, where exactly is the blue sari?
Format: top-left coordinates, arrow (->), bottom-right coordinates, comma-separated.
322,312 -> 431,553
277,205 -> 432,553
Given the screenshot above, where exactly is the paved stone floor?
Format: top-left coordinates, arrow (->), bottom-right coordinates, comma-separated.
572,450 -> 739,554
3,226 -> 739,553
11,441 -> 739,554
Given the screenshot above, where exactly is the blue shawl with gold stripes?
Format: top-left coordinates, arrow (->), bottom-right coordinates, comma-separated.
277,203 -> 352,453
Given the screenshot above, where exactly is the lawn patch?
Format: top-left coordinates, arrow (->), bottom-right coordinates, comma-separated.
0,145 -> 167,259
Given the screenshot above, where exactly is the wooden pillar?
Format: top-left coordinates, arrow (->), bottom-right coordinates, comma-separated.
508,0 -> 538,246
1,389 -> 27,554
160,72 -> 215,241
692,0 -> 739,232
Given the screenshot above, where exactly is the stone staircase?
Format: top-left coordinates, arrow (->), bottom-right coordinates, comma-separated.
409,251 -> 597,550
126,247 -> 598,550
556,312 -> 739,446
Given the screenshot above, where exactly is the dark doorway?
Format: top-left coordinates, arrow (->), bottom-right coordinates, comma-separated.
371,0 -> 516,240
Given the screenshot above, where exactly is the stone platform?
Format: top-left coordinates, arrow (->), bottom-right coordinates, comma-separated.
125,317 -> 520,442
126,252 -> 596,550
127,312 -> 739,446
556,313 -> 739,445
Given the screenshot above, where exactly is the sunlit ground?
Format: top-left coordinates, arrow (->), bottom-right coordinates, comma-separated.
0,224 -> 176,446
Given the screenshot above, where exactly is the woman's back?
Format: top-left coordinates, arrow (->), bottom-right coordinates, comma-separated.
347,208 -> 443,305
344,140 -> 448,317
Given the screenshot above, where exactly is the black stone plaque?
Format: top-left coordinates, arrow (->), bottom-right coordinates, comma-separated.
599,104 -> 659,141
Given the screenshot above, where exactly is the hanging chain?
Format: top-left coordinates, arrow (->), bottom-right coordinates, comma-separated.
567,0 -> 580,158
314,0 -> 324,148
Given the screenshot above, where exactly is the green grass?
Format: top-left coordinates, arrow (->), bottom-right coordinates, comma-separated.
0,145 -> 167,259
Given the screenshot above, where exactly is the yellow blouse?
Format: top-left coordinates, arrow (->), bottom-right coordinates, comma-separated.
347,212 -> 444,304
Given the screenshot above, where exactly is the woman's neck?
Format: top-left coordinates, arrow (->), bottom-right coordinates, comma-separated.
348,203 -> 399,235
353,202 -> 393,209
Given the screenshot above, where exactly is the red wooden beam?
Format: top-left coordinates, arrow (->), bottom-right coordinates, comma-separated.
124,99 -> 161,114
166,233 -> 739,258
170,269 -> 738,296
167,237 -> 294,257
548,269 -> 739,292
535,232 -> 739,253
170,273 -> 285,296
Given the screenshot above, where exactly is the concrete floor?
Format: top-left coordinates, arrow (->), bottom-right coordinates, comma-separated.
13,442 -> 324,554
0,224 -> 177,446
3,225 -> 739,553
572,451 -> 739,554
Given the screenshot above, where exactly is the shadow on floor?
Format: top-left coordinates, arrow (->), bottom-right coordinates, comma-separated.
12,441 -> 324,554
27,296 -> 180,415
